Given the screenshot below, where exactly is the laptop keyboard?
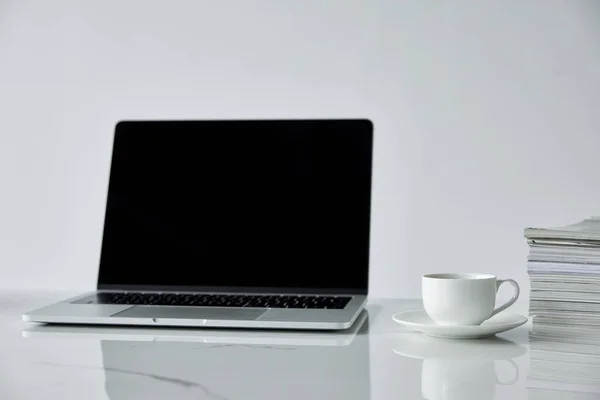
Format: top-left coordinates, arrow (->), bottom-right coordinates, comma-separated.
95,292 -> 352,310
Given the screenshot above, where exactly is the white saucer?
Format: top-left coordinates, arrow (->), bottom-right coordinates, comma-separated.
391,310 -> 528,339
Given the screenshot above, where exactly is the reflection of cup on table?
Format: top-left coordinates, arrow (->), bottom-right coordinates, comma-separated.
422,358 -> 518,400
392,335 -> 525,400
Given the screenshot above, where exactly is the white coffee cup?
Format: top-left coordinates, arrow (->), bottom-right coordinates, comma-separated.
422,273 -> 520,326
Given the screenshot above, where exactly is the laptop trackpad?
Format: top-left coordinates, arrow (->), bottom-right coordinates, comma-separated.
112,306 -> 268,320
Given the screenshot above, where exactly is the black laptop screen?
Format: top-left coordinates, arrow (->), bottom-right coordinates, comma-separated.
97,120 -> 373,292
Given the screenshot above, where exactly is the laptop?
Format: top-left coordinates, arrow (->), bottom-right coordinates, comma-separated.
23,119 -> 374,330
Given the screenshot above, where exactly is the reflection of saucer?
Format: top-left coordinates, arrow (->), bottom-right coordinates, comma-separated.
392,310 -> 528,339
392,334 -> 527,361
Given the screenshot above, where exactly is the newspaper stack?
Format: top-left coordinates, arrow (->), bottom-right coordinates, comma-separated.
525,217 -> 600,329
525,217 -> 600,398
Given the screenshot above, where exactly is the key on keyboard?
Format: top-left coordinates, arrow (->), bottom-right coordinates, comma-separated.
95,292 -> 351,309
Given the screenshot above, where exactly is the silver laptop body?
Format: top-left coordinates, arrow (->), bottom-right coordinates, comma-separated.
23,119 -> 374,330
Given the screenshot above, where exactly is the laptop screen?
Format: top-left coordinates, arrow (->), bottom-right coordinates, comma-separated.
97,120 -> 373,293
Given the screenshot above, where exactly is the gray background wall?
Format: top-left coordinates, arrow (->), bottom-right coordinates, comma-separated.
1,0 -> 599,298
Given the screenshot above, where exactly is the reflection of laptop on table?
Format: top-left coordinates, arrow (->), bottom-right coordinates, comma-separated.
23,312 -> 371,400
24,119 -> 374,330
99,337 -> 370,400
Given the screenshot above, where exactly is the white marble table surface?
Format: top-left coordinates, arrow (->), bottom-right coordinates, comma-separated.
0,291 -> 565,399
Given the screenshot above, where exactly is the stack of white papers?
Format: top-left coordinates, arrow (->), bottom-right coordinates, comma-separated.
525,218 -> 600,396
525,217 -> 600,327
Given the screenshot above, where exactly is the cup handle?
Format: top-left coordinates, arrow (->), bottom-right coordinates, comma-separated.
489,279 -> 520,319
495,359 -> 519,385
